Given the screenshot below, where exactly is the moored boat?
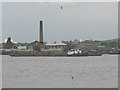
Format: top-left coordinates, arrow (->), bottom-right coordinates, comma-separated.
67,49 -> 102,56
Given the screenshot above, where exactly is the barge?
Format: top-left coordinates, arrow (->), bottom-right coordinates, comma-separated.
9,49 -> 103,57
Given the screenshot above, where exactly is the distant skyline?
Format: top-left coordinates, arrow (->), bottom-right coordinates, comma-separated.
2,2 -> 118,43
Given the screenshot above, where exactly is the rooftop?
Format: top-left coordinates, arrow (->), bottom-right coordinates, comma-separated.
46,42 -> 66,46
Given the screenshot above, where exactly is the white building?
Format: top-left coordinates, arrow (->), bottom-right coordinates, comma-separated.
45,43 -> 67,51
18,46 -> 27,50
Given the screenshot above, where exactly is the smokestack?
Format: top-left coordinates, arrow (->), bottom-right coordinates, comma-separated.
40,21 -> 43,44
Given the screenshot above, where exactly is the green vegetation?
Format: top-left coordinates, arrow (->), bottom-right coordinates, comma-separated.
34,45 -> 41,51
14,43 -> 28,46
64,43 -> 75,52
62,39 -> 119,48
10,50 -> 33,55
4,37 -> 15,49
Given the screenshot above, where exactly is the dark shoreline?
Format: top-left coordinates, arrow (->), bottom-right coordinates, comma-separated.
9,53 -> 120,57
10,54 -> 102,57
1,50 -> 120,57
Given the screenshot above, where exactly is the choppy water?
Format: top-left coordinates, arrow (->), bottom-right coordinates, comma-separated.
2,55 -> 118,88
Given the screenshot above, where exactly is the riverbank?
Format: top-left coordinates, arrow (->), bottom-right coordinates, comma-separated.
2,50 -> 67,56
1,50 -> 119,57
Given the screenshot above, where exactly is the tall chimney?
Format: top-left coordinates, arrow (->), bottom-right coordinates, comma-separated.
40,21 -> 43,44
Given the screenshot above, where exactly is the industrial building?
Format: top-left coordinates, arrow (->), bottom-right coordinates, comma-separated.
45,43 -> 66,51
27,21 -> 67,51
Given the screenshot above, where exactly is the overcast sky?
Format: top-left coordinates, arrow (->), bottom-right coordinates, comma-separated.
2,2 -> 118,43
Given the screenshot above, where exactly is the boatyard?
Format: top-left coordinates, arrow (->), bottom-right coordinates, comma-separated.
0,21 -> 120,57
1,2 -> 118,89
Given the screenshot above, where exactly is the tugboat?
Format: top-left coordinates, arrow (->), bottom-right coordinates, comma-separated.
67,49 -> 88,56
67,49 -> 102,56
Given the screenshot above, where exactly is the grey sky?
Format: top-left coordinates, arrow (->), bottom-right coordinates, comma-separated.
2,2 -> 118,43
0,2 -> 2,43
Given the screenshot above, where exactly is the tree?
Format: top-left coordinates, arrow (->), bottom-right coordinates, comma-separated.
34,45 -> 41,51
4,37 -> 14,49
64,43 -> 75,52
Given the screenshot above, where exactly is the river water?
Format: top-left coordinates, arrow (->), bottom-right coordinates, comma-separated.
2,55 -> 118,88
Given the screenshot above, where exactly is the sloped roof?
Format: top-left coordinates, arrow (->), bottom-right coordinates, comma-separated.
28,41 -> 40,46
46,42 -> 66,46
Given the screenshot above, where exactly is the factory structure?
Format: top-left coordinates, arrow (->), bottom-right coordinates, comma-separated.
27,21 -> 67,51
1,20 -> 119,56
